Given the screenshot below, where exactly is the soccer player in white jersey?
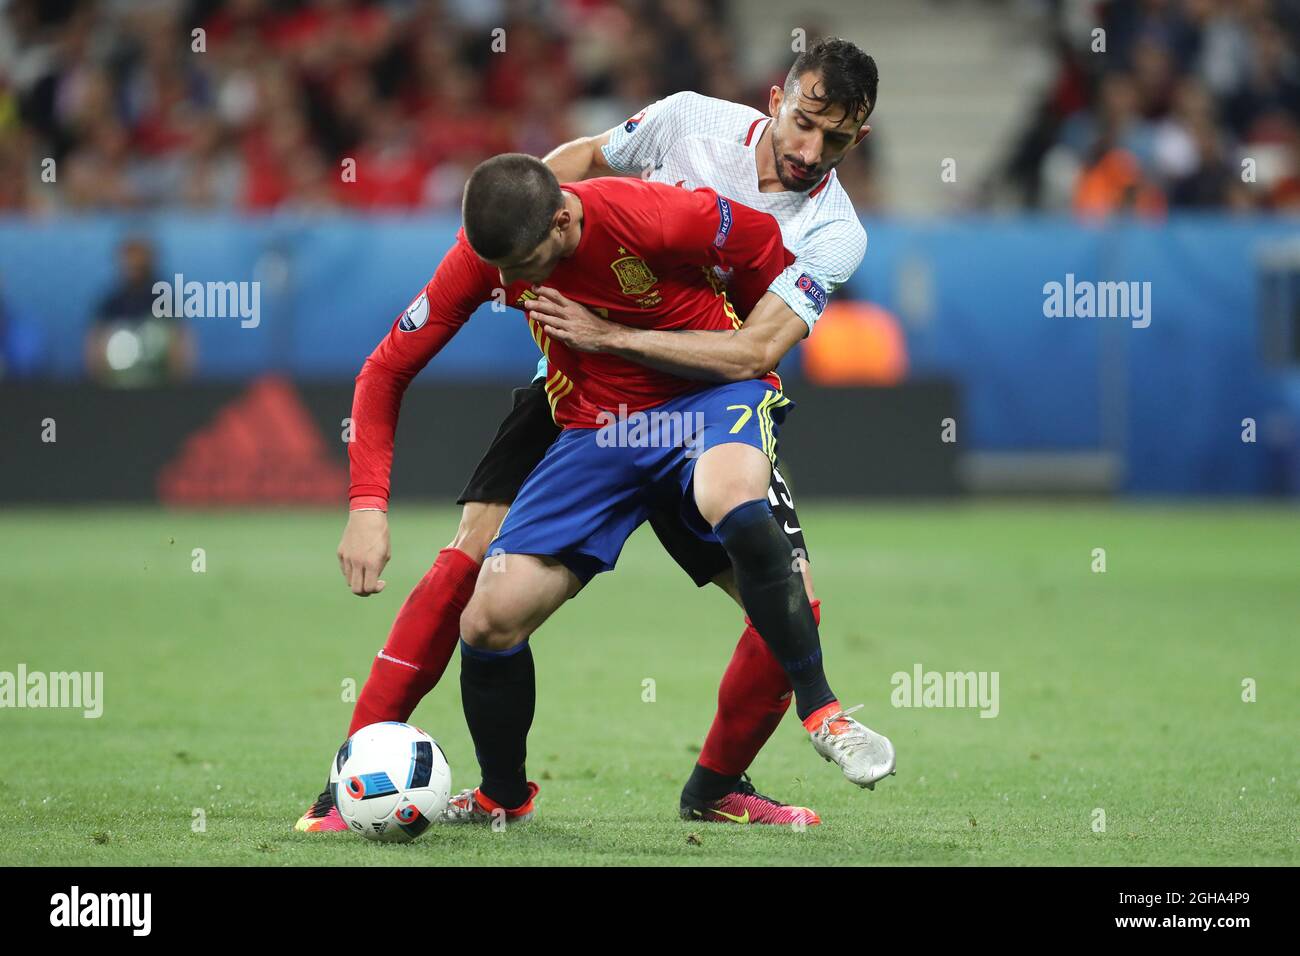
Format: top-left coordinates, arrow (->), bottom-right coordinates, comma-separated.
301,37 -> 891,832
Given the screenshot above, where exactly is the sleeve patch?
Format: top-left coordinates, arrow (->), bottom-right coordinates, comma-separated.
713,195 -> 733,248
623,110 -> 646,133
399,292 -> 429,331
796,274 -> 827,315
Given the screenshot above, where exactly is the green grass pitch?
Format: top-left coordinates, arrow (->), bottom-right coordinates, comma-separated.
1,503 -> 1297,866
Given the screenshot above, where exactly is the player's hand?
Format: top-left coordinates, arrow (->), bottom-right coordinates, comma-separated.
338,509 -> 390,597
525,287 -> 624,353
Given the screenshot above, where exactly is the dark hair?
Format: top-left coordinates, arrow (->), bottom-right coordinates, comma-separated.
785,37 -> 879,123
462,153 -> 564,260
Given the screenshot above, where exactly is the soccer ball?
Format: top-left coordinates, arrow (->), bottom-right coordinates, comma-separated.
332,722 -> 451,842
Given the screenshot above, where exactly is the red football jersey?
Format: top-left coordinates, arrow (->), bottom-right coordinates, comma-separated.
348,176 -> 793,504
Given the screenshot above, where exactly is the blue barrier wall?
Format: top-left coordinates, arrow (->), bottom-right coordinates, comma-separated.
2,213 -> 1296,495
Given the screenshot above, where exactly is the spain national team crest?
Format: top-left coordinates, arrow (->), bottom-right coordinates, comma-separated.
610,254 -> 658,297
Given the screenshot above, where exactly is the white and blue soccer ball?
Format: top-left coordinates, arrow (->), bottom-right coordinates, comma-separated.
332,722 -> 451,842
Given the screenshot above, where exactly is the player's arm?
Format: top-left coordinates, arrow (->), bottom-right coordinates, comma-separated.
542,87 -> 693,181
340,239 -> 493,597
526,288 -> 806,382
541,130 -> 615,183
527,183 -> 799,379
546,91 -> 694,183
529,202 -> 866,380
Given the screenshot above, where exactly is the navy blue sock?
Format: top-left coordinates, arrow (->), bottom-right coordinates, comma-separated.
459,639 -> 534,809
713,498 -> 835,721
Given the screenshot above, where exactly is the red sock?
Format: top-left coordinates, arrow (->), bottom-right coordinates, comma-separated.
347,547 -> 480,736
696,600 -> 822,776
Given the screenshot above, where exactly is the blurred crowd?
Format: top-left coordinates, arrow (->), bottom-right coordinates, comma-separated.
1005,0 -> 1300,215
5,0 -> 1297,221
0,0 -> 869,215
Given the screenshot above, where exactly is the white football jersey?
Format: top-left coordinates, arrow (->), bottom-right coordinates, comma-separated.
532,90 -> 868,381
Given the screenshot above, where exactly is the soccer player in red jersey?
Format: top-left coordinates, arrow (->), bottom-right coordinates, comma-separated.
298,40 -> 891,831
308,153 -> 895,827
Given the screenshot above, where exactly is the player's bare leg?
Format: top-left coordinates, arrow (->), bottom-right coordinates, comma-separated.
295,502 -> 509,833
693,442 -> 895,791
461,552 -> 580,649
450,501 -> 512,559
441,553 -> 581,825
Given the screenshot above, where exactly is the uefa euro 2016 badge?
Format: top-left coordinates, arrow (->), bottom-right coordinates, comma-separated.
398,291 -> 429,331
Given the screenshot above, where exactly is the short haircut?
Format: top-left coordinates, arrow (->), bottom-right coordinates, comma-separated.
785,37 -> 879,123
461,153 -> 564,260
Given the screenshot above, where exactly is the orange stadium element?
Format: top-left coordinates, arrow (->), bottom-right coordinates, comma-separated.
802,301 -> 908,386
1072,148 -> 1167,221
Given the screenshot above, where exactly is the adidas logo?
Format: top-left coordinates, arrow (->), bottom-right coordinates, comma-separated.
157,374 -> 347,505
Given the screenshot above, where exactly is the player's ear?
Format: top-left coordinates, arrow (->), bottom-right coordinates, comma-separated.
853,123 -> 871,147
768,85 -> 784,118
